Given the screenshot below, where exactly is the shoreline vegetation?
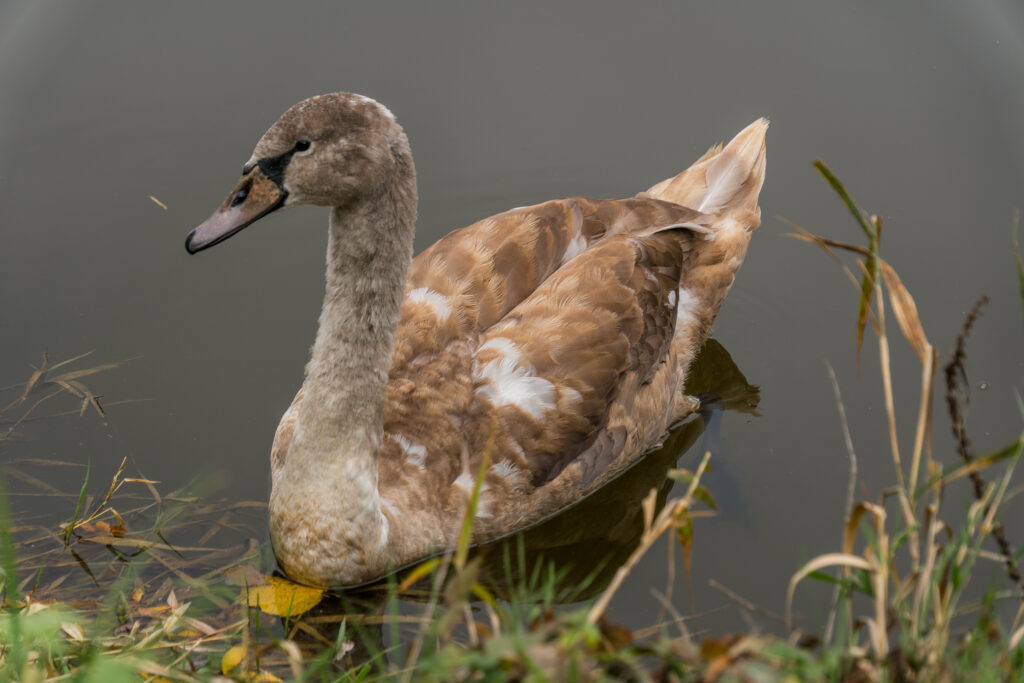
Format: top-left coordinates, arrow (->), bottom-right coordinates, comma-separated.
2,167 -> 1023,681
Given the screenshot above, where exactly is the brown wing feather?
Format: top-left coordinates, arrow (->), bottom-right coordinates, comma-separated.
392,197 -> 704,360
462,230 -> 693,485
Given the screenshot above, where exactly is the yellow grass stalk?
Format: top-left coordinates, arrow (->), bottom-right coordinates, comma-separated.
585,450 -> 712,626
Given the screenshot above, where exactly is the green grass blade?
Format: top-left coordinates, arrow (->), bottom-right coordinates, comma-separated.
0,475 -> 25,675
814,160 -> 876,240
814,160 -> 880,366
64,464 -> 91,546
915,435 -> 1024,498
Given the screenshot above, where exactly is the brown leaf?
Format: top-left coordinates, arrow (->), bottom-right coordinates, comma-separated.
700,634 -> 740,661
52,362 -> 122,383
19,369 -> 45,403
598,616 -> 633,651
676,514 -> 694,576
785,224 -> 872,257
880,260 -> 930,363
52,380 -> 83,398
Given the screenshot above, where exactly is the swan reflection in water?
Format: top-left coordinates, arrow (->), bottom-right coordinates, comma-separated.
282,338 -> 759,669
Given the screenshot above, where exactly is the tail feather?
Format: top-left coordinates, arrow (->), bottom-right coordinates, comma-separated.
643,118 -> 768,218
643,118 -> 769,408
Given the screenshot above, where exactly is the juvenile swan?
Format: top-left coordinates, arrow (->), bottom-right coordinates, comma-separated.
186,93 -> 767,588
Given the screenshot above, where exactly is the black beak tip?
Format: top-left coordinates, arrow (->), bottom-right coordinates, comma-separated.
185,230 -> 200,254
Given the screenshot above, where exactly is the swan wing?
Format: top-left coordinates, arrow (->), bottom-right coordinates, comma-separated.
377,200 -> 708,516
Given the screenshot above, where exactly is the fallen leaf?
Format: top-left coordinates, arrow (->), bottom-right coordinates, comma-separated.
221,645 -> 245,674
246,576 -> 323,617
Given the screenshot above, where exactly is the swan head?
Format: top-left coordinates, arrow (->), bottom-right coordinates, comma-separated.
186,92 -> 412,253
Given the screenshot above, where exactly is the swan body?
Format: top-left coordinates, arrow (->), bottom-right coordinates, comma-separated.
186,93 -> 767,588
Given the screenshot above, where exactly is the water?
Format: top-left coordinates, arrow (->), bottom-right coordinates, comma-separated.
2,0 -> 1023,637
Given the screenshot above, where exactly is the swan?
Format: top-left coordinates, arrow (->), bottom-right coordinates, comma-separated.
185,93 -> 767,588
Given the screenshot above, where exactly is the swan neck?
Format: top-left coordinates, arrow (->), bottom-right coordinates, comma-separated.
271,162 -> 416,586
299,188 -> 415,451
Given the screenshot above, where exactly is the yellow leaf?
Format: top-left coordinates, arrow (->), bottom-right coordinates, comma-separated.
221,645 -> 246,674
221,646 -> 284,681
246,576 -> 323,617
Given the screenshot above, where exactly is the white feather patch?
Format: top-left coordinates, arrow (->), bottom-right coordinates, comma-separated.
661,221 -> 715,240
407,287 -> 453,320
695,119 -> 766,215
452,473 -> 492,517
675,287 -> 699,332
561,231 -> 588,265
453,472 -> 476,492
378,511 -> 389,546
491,460 -> 520,478
475,338 -> 556,417
391,434 -> 427,470
379,499 -> 399,546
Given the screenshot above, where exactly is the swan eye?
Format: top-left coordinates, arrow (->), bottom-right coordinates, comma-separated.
294,140 -> 311,152
231,181 -> 252,207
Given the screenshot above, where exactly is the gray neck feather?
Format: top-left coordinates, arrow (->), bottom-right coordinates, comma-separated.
292,175 -> 415,462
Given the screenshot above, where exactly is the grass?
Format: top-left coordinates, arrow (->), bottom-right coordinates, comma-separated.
783,160 -> 1024,679
1,167 -> 1023,680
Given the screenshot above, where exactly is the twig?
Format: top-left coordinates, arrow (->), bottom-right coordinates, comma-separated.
708,579 -> 786,625
944,296 -> 1023,592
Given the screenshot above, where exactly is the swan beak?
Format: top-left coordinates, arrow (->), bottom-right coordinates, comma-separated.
185,166 -> 287,254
